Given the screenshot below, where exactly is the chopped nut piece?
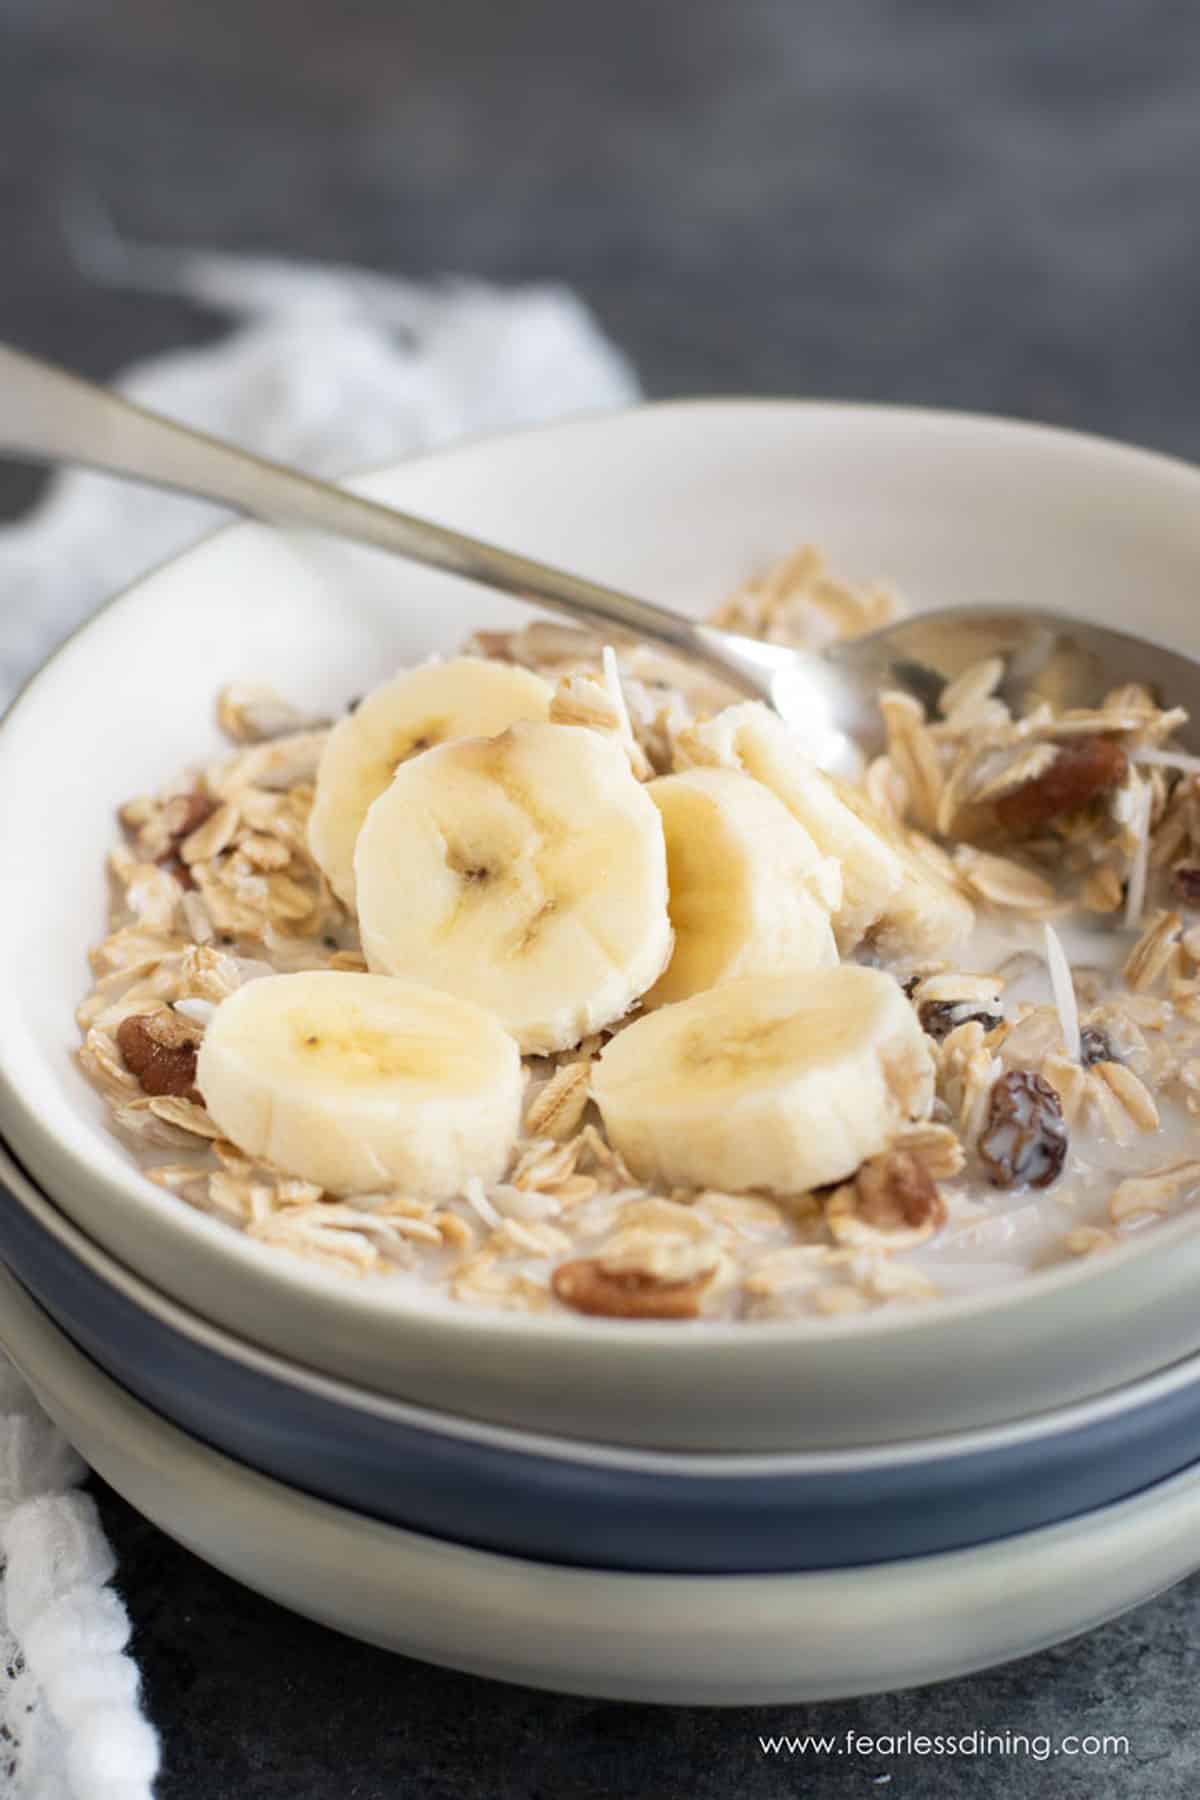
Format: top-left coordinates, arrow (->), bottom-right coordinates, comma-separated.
978,1070 -> 1068,1189
551,1257 -> 715,1319
825,1174 -> 942,1252
115,1008 -> 204,1099
855,1151 -> 946,1233
993,736 -> 1128,831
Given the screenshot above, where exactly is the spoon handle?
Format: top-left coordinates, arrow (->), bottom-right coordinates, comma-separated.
0,342 -> 767,693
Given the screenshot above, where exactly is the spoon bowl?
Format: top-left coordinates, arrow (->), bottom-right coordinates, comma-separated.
819,605 -> 1200,763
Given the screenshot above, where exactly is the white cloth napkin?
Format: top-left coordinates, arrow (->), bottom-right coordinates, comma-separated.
0,252 -> 639,1798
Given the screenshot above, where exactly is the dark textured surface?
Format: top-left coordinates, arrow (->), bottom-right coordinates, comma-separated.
94,1479 -> 1200,1797
5,0 -> 1200,1791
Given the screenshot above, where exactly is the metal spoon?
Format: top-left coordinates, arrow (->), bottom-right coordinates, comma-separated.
1,343 -> 1194,769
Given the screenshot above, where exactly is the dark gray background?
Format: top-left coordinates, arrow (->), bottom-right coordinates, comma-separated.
4,0 -> 1200,1792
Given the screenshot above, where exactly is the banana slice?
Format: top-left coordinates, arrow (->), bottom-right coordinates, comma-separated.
644,767 -> 839,1007
355,721 -> 672,1054
676,702 -> 902,951
592,967 -> 934,1195
677,702 -> 973,960
836,785 -> 975,962
309,657 -> 552,907
196,971 -> 523,1197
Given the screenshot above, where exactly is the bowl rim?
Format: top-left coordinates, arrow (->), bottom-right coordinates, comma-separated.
6,394 -> 1200,1357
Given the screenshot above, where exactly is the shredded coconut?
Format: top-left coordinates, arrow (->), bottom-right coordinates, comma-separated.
600,642 -> 642,763
1133,746 -> 1200,775
1123,774 -> 1154,931
1042,921 -> 1082,1064
463,1177 -> 502,1229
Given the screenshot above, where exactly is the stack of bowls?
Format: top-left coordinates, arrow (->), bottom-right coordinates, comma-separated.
4,402 -> 1200,1702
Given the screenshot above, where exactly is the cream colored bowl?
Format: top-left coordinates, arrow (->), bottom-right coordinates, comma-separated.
5,401 -> 1200,1450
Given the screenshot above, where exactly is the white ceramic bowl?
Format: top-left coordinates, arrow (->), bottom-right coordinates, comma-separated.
5,1257 -> 1199,1703
12,1129 -> 1200,1571
6,401 -> 1200,1452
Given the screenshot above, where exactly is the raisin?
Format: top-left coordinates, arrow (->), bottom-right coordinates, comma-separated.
919,1000 -> 1003,1042
978,1070 -> 1068,1189
1175,866 -> 1200,907
1079,1026 -> 1117,1068
993,736 -> 1128,832
116,1009 -> 204,1099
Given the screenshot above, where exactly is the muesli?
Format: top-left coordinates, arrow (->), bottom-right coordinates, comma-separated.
78,547 -> 1200,1319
